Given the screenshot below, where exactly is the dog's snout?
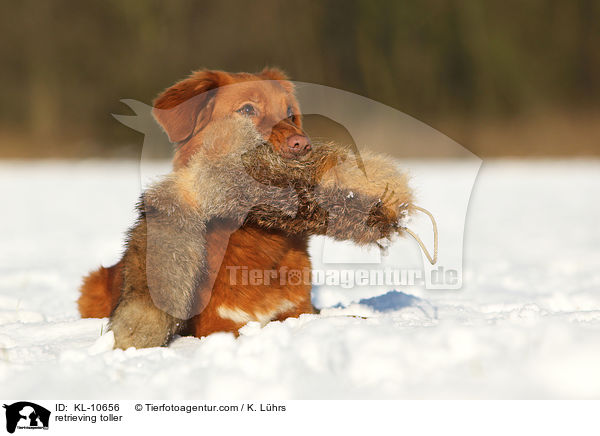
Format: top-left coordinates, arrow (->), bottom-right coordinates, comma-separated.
266,118 -> 311,159
286,134 -> 312,155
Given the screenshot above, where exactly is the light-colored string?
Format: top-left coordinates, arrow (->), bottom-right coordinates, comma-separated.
400,205 -> 438,265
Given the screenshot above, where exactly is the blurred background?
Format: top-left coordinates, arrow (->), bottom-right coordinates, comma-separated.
0,0 -> 598,159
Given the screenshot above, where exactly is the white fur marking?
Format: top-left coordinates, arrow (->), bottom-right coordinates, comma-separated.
217,299 -> 298,326
216,306 -> 253,324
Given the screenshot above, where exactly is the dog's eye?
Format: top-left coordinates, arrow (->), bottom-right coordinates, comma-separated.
237,104 -> 257,117
287,106 -> 295,119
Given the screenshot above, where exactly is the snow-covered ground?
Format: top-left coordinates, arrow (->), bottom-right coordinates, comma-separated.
1,159 -> 599,399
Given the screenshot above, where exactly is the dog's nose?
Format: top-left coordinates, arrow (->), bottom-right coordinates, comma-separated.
286,135 -> 312,155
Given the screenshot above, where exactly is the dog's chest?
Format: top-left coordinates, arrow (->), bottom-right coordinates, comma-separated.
190,221 -> 313,336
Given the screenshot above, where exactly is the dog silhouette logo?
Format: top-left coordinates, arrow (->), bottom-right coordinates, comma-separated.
3,402 -> 50,433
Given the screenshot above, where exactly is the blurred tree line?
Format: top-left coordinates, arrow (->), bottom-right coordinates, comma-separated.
0,0 -> 598,157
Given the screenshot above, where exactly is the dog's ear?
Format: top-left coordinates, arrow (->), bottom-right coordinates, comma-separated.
152,70 -> 228,143
259,67 -> 295,94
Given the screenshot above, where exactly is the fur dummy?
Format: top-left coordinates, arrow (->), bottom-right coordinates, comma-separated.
109,117 -> 414,349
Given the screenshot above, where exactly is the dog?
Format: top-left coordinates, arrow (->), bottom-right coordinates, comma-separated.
79,68 -> 414,344
79,68 -> 322,337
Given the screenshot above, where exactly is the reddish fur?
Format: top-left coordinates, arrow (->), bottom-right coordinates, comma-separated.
78,68 -> 314,336
78,264 -> 123,318
189,221 -> 313,337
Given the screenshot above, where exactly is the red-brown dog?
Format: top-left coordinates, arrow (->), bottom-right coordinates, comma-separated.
78,68 -> 316,337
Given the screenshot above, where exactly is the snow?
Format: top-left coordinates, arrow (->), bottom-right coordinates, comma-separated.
1,159 -> 599,399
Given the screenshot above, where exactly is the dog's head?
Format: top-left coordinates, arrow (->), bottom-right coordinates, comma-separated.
152,68 -> 310,169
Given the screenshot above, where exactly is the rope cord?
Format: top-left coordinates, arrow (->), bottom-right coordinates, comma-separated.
400,205 -> 438,265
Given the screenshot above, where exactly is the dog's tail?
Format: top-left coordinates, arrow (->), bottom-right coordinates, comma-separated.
78,262 -> 124,318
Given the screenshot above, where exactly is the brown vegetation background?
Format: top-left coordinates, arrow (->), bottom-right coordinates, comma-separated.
0,0 -> 598,158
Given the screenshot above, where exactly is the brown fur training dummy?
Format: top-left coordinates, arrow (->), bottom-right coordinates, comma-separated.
109,117 -> 414,349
